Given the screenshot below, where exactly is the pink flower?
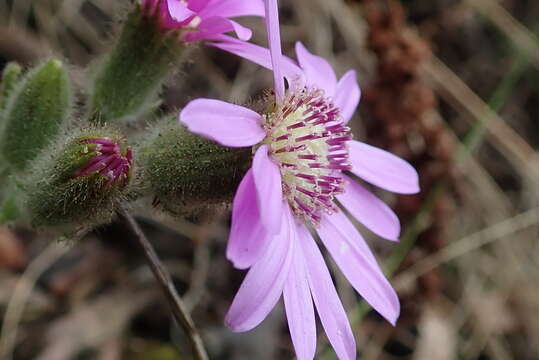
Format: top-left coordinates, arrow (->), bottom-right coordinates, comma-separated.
141,0 -> 264,42
180,0 -> 419,358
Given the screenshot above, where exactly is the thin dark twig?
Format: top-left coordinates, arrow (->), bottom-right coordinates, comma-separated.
119,207 -> 209,360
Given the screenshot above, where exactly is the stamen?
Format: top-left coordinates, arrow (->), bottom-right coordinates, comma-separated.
273,134 -> 290,142
298,154 -> 318,160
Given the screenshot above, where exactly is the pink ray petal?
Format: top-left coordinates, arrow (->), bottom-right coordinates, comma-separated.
225,207 -> 295,332
295,42 -> 338,97
187,0 -> 209,12
297,224 -> 356,360
228,169 -> 271,269
186,17 -> 252,41
200,0 -> 264,18
227,19 -> 253,40
349,140 -> 420,194
283,237 -> 317,360
209,36 -> 305,89
337,174 -> 400,241
167,0 -> 196,22
180,98 -> 265,147
333,70 -> 361,124
264,0 -> 285,101
252,145 -> 283,234
318,212 -> 400,325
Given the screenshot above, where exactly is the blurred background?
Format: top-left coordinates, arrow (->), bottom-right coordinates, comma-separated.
1,0 -> 539,359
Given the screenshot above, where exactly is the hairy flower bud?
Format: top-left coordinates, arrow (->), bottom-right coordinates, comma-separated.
23,128 -> 133,232
0,62 -> 23,191
0,59 -> 72,172
139,120 -> 251,216
0,62 -> 23,111
88,4 -> 186,125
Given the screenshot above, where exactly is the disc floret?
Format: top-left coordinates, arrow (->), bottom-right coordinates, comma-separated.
263,88 -> 353,225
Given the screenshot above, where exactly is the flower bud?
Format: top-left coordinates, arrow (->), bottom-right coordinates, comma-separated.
0,59 -> 72,171
0,62 -> 23,111
139,120 -> 251,216
24,128 -> 133,232
0,62 -> 24,187
88,4 -> 186,125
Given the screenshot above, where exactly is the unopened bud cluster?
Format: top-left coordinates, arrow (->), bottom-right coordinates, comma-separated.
24,130 -> 133,232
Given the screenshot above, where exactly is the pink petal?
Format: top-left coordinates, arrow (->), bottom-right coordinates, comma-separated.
228,19 -> 253,40
349,140 -> 420,194
225,207 -> 295,332
167,0 -> 195,22
228,169 -> 271,269
179,98 -> 266,147
318,212 -> 400,325
297,224 -> 356,360
252,145 -> 283,234
295,42 -> 338,97
208,36 -> 305,90
200,0 -> 264,18
333,70 -> 361,124
187,0 -> 209,12
185,17 -> 252,41
283,239 -> 316,360
318,210 -> 378,268
264,0 -> 285,101
337,174 -> 400,241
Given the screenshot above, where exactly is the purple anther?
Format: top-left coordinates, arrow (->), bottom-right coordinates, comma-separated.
296,186 -> 317,198
296,134 -> 317,142
298,154 -> 318,160
327,153 -> 348,160
296,173 -> 317,182
287,122 -> 306,130
294,197 -> 313,214
273,134 -> 290,142
327,163 -> 352,171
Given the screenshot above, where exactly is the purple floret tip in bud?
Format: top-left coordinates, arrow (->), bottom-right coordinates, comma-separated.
74,137 -> 132,185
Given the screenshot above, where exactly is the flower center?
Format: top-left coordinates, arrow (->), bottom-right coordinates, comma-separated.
263,88 -> 352,225
75,138 -> 133,185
